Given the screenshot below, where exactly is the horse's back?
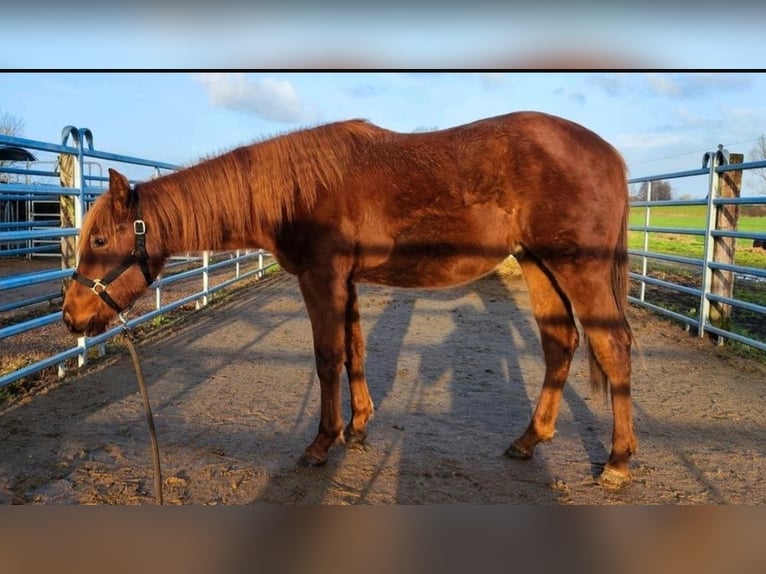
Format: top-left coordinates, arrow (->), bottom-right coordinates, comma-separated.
280,112 -> 627,289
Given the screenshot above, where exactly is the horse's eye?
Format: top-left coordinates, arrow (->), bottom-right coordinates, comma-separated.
92,236 -> 107,248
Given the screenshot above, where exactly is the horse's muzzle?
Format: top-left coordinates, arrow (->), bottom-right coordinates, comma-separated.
62,307 -> 109,337
62,310 -> 82,335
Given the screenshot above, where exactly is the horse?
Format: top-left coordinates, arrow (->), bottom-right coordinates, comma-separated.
62,111 -> 636,489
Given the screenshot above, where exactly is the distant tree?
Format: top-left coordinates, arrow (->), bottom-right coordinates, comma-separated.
748,135 -> 766,195
0,108 -> 24,137
634,179 -> 672,201
0,109 -> 26,181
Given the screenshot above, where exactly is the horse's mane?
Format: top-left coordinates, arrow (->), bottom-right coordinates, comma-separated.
134,119 -> 388,250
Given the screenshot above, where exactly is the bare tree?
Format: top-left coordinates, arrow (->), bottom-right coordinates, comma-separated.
748,135 -> 766,195
1,109 -> 26,182
634,179 -> 673,201
0,108 -> 25,137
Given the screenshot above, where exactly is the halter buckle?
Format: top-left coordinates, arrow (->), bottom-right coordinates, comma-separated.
91,279 -> 107,295
134,219 -> 146,235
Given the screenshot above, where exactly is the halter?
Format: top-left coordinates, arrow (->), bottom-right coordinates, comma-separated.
72,187 -> 154,313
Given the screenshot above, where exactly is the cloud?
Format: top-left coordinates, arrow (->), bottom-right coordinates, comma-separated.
553,86 -> 586,107
615,132 -> 683,150
674,106 -> 719,129
477,72 -> 506,88
590,73 -> 754,101
645,73 -> 753,98
346,82 -> 386,98
193,73 -> 306,122
588,73 -> 631,96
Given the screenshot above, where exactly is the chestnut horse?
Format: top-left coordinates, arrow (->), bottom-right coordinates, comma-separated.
62,111 -> 636,488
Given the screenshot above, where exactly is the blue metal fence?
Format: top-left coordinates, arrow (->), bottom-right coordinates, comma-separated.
1,128 -> 276,389
628,148 -> 766,353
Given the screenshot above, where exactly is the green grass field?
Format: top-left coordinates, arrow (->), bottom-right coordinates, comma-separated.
628,204 -> 766,268
628,203 -> 766,355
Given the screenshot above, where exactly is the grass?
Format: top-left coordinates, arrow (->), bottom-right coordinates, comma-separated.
629,204 -> 766,269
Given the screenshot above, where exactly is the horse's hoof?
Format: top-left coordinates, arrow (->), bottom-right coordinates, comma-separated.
344,428 -> 367,446
597,466 -> 631,490
504,442 -> 533,460
299,451 -> 327,467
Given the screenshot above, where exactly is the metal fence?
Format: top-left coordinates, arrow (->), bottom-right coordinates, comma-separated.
0,128 -> 276,389
628,147 -> 766,353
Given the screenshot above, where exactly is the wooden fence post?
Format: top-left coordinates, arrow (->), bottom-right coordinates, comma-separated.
709,152 -> 743,333
58,153 -> 76,292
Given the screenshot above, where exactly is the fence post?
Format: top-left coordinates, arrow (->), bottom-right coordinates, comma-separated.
699,149 -> 722,337
198,250 -> 210,309
709,152 -> 743,339
639,181 -> 652,302
58,153 -> 77,288
64,128 -> 94,367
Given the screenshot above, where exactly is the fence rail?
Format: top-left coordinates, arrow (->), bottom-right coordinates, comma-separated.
1,128 -> 276,389
628,149 -> 766,353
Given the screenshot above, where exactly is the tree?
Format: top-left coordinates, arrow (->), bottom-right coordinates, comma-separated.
0,109 -> 26,182
0,108 -> 24,137
634,179 -> 672,201
748,135 -> 766,195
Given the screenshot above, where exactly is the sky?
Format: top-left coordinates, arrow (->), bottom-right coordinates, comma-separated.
3,72 -> 766,198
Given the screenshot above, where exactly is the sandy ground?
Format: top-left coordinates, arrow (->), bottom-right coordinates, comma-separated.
1,269 -> 765,505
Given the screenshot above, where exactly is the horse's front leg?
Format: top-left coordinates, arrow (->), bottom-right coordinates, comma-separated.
297,267 -> 349,466
344,281 -> 374,445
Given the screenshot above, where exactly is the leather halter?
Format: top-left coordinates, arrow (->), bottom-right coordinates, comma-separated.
72,187 -> 154,313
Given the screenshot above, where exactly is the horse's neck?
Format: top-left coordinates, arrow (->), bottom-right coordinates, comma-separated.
143,172 -> 276,254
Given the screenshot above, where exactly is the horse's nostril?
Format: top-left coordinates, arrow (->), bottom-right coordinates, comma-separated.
62,310 -> 78,333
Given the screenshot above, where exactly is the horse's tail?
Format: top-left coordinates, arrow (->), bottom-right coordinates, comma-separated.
587,177 -> 634,398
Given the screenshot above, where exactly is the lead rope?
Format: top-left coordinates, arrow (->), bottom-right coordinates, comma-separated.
119,313 -> 164,505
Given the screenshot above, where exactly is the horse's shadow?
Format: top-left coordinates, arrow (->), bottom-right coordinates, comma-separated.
360,271 -> 555,503
250,270 -> 610,504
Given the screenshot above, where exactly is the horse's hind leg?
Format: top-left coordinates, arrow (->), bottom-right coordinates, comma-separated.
547,261 -> 636,488
343,281 -> 374,445
506,257 -> 579,460
579,304 -> 635,488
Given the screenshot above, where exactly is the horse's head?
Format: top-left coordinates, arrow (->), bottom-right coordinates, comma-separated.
62,169 -> 163,336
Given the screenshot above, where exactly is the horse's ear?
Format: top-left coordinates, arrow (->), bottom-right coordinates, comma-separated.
108,168 -> 131,213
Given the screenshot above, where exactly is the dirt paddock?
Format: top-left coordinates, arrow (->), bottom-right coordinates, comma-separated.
1,269 -> 765,505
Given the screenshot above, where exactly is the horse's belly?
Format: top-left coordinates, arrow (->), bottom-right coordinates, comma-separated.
355,245 -> 509,288
354,206 -> 518,288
